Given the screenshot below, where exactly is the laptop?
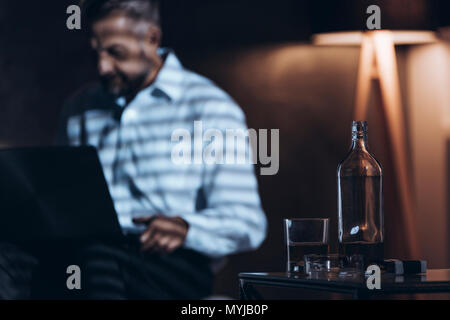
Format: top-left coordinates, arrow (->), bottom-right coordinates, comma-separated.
0,146 -> 125,243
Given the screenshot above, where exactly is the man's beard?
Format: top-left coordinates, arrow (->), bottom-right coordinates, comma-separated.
101,69 -> 149,99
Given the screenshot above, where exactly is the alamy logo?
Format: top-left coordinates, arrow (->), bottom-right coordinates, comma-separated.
66,5 -> 81,30
66,265 -> 81,290
366,265 -> 381,290
171,121 -> 279,175
366,5 -> 381,30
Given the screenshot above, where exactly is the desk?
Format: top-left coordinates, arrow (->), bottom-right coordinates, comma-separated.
239,269 -> 450,299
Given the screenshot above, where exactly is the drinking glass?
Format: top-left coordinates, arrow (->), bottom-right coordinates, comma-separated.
283,218 -> 329,273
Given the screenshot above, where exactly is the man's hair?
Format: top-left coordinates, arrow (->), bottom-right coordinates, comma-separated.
81,0 -> 161,28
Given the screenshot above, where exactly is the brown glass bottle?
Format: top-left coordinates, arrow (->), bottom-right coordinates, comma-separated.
337,121 -> 384,266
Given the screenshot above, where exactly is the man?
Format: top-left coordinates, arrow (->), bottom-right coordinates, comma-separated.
2,0 -> 266,299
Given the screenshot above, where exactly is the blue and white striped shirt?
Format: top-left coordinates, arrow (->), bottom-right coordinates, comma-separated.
57,48 -> 267,259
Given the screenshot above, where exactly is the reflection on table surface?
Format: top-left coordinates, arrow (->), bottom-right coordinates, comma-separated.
240,269 -> 450,285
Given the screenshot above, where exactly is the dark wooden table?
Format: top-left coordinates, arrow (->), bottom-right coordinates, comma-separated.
239,269 -> 450,299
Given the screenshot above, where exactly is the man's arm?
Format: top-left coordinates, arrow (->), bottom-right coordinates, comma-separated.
134,99 -> 267,257
133,99 -> 268,258
176,100 -> 267,258
54,83 -> 109,146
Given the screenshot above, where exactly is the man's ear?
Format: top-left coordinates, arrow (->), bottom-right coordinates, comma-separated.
148,25 -> 162,47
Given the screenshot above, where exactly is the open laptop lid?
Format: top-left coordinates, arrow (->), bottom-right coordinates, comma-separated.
0,146 -> 124,243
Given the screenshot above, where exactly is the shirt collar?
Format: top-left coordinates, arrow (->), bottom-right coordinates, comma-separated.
152,48 -> 184,102
115,48 -> 184,107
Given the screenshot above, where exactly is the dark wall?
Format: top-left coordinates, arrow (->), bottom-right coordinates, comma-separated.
0,1 -> 97,146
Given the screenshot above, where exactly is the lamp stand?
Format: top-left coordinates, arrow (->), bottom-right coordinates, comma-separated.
354,30 -> 419,259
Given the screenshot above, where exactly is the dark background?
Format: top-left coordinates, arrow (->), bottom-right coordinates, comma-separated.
1,0 -> 449,298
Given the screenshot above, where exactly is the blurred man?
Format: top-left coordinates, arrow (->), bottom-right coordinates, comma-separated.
50,0 -> 266,299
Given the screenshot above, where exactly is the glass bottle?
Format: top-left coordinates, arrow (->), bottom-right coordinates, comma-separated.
337,121 -> 384,266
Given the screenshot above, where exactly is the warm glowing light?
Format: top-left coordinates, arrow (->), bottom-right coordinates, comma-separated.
391,31 -> 438,45
312,31 -> 364,46
313,30 -> 438,46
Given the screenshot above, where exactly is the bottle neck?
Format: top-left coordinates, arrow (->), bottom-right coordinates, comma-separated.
351,132 -> 369,151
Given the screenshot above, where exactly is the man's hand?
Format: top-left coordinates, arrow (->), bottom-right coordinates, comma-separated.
132,215 -> 189,254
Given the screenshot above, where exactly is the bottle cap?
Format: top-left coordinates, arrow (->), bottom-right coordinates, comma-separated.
352,121 -> 368,133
